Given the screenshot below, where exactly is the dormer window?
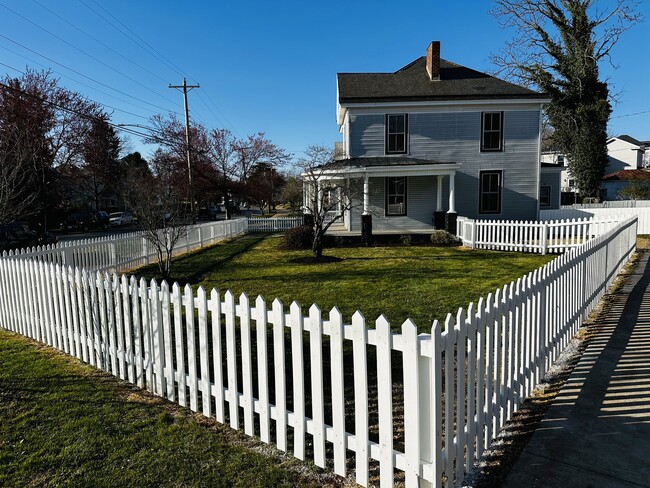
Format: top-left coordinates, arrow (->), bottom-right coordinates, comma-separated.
481,112 -> 503,152
385,114 -> 408,154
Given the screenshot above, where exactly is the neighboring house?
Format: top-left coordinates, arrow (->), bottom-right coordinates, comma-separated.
601,169 -> 650,200
540,152 -> 578,205
542,135 -> 650,202
306,41 -> 550,235
606,135 -> 646,173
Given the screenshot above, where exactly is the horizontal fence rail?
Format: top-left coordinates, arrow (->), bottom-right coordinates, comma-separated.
246,217 -> 302,233
0,216 -> 638,487
457,216 -> 621,254
542,204 -> 650,234
1,219 -> 248,274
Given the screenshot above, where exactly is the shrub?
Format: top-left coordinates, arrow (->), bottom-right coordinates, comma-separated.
282,225 -> 314,250
430,230 -> 461,246
399,234 -> 413,246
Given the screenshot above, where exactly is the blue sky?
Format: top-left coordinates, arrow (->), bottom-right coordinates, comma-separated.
1,0 -> 648,162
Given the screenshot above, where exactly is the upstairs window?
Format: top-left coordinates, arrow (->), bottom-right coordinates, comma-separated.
479,170 -> 502,214
385,114 -> 408,154
386,177 -> 407,216
481,112 -> 503,152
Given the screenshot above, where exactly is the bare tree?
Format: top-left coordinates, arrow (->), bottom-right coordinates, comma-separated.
491,0 -> 641,197
122,149 -> 190,280
299,145 -> 363,258
0,128 -> 38,223
206,128 -> 239,218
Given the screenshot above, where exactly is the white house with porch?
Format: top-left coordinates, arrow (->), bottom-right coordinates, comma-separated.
304,40 -> 549,235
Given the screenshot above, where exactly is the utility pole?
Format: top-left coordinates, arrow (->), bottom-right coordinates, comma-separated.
169,78 -> 200,223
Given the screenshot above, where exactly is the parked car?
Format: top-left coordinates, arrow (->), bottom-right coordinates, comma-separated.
60,211 -> 108,233
197,206 -> 221,221
0,222 -> 57,252
109,211 -> 133,227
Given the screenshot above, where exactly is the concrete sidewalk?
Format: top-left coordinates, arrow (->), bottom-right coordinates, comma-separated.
503,251 -> 650,487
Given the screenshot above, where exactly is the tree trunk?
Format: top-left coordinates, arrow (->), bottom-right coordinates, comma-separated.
312,229 -> 323,258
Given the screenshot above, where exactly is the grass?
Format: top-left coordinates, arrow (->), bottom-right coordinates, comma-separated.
138,235 -> 554,332
0,329 -> 340,487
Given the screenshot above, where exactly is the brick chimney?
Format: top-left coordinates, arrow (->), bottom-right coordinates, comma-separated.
426,41 -> 441,81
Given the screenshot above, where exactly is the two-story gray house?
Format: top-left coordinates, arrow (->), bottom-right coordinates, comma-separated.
310,41 -> 549,235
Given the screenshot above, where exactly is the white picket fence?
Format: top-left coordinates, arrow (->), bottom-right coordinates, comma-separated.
457,216 -> 621,254
247,217 -> 302,232
541,205 -> 650,234
1,219 -> 248,274
0,215 -> 638,487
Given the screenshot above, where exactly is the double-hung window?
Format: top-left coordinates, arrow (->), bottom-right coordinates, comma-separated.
481,112 -> 503,152
479,170 -> 502,214
385,114 -> 408,154
386,177 -> 407,216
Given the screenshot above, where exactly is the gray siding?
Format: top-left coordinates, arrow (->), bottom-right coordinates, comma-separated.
348,110 -> 541,220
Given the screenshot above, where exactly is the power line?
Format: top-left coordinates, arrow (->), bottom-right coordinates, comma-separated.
81,0 -> 188,80
0,33 -> 183,117
31,0 -> 172,86
0,80 -> 176,145
0,2 -> 183,113
0,48 -> 152,121
612,109 -> 650,119
77,0 -> 238,135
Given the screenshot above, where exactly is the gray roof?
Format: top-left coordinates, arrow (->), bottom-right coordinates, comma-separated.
338,57 -> 545,104
614,134 -> 644,147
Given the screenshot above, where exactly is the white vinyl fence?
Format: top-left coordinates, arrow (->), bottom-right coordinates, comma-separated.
457,216 -> 621,254
541,203 -> 650,234
0,216 -> 638,487
247,217 -> 302,232
1,219 -> 247,274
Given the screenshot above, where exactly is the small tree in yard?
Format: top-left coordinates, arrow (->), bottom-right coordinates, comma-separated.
121,149 -> 190,281
299,145 -> 362,258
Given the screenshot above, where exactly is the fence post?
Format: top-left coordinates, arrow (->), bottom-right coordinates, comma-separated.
110,242 -> 117,271
541,222 -> 548,255
142,237 -> 150,265
471,220 -> 477,249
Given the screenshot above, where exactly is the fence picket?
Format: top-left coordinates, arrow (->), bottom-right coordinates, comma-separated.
271,298 -> 287,451
255,296 -> 270,443
210,289 -> 224,422
160,281 -> 174,402
329,307 -> 346,477
290,301 -> 306,461
239,293 -> 254,435
185,284 -> 198,412
198,287 -> 211,418
352,311 -> 369,487
225,290 -> 239,428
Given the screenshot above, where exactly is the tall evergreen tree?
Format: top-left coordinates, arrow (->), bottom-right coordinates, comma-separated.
491,0 -> 641,197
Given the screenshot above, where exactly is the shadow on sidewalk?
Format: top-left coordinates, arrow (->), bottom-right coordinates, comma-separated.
503,251 -> 650,487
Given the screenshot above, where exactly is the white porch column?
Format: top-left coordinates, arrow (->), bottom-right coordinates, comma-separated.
363,175 -> 370,215
436,176 -> 443,212
447,173 -> 456,213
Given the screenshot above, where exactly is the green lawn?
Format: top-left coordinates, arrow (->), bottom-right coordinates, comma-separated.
0,330 -> 339,487
140,236 -> 554,332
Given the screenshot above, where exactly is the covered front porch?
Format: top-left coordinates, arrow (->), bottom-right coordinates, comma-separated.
303,158 -> 458,237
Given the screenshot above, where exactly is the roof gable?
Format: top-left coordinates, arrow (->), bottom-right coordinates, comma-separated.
338,57 -> 545,104
608,135 -> 644,148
